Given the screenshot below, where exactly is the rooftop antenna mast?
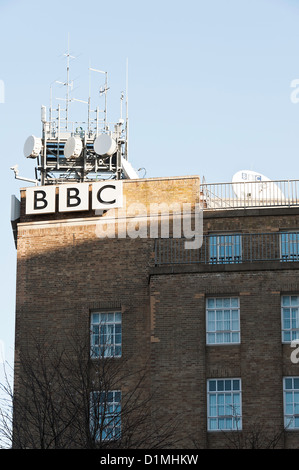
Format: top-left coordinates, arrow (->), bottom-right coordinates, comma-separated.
55,35 -> 75,131
125,58 -> 129,160
64,34 -> 75,129
19,51 -> 140,185
89,67 -> 108,133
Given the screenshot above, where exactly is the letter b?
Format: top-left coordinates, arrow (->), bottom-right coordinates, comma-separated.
67,187 -> 81,207
34,190 -> 48,210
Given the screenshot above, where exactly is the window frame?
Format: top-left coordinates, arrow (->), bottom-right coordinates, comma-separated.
283,377 -> 299,430
207,378 -> 242,432
209,234 -> 242,264
280,231 -> 299,262
90,390 -> 121,441
206,297 -> 241,345
281,295 -> 299,343
90,311 -> 122,358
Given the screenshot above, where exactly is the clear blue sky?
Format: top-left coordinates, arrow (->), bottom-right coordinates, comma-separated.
1,0 -> 299,372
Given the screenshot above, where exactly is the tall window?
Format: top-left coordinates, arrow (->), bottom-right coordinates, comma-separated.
280,232 -> 299,261
90,312 -> 122,358
207,379 -> 242,431
283,378 -> 299,429
281,296 -> 299,343
90,390 -> 121,441
206,297 -> 240,344
209,234 -> 242,264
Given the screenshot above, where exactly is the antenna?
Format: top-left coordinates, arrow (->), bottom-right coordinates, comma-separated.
54,35 -> 76,130
20,51 -> 140,185
64,34 -> 75,128
89,67 -> 109,132
125,58 -> 129,160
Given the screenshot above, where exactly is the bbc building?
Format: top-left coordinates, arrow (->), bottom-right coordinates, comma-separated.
11,174 -> 299,449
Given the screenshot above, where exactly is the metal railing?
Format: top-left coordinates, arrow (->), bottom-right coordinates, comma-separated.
201,179 -> 299,210
154,232 -> 299,266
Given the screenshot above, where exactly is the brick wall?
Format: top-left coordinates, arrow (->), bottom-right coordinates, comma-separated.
13,175 -> 299,448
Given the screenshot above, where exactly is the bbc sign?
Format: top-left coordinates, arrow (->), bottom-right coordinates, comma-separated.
26,181 -> 123,215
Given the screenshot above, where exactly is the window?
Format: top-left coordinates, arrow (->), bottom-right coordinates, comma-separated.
283,378 -> 299,429
90,312 -> 122,358
90,390 -> 121,441
206,297 -> 240,344
281,296 -> 299,343
280,232 -> 299,261
209,234 -> 242,264
207,379 -> 242,431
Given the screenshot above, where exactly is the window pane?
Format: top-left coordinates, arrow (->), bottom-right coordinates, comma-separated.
115,312 -> 122,322
209,380 -> 216,392
207,333 -> 215,344
233,380 -> 240,391
217,380 -> 224,392
225,380 -> 232,391
216,332 -> 223,343
231,298 -> 239,307
223,333 -> 231,343
92,313 -> 100,323
209,418 -> 217,430
284,331 -> 291,342
285,378 -> 293,389
284,319 -> 291,329
232,332 -> 240,343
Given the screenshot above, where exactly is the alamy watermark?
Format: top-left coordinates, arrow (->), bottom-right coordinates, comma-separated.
0,80 -> 4,104
95,200 -> 203,249
290,340 -> 299,364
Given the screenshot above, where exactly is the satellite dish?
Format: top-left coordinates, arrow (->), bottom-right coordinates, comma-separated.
232,170 -> 285,201
121,157 -> 139,179
94,134 -> 117,156
23,135 -> 42,159
64,136 -> 83,160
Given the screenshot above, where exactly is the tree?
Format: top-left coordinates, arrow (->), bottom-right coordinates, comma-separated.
0,333 -> 181,449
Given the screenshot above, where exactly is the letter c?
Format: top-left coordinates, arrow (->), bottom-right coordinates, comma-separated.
97,184 -> 116,205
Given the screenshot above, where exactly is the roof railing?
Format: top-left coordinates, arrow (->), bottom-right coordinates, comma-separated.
201,179 -> 299,210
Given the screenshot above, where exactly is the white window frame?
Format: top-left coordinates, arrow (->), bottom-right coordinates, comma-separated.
206,297 -> 240,345
90,390 -> 121,441
283,377 -> 299,430
90,312 -> 122,358
281,295 -> 299,343
207,378 -> 242,431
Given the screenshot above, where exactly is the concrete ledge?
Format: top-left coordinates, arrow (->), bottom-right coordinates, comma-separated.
203,206 -> 299,218
150,260 -> 299,276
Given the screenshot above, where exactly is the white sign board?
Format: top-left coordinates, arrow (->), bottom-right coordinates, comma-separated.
25,181 -> 123,215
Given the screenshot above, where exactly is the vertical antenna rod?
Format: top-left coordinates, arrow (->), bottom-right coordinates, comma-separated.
63,34 -> 75,130
125,58 -> 129,160
89,67 -> 108,133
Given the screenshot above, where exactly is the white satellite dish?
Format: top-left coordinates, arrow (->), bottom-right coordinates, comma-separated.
232,170 -> 285,201
23,135 -> 42,159
121,157 -> 139,179
64,136 -> 83,160
94,134 -> 117,156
